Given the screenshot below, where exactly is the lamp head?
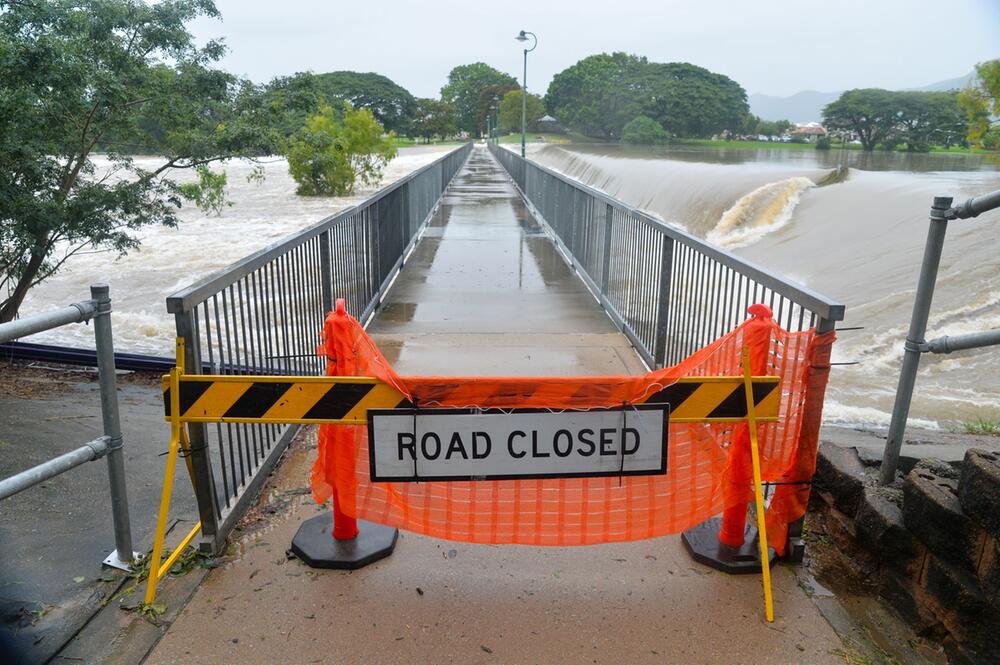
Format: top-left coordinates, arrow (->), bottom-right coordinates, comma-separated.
516,30 -> 529,42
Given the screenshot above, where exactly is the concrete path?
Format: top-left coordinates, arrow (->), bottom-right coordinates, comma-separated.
0,366 -> 198,663
146,146 -> 846,664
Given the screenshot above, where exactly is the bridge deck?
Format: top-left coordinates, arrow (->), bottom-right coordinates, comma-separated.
370,145 -> 646,376
145,145 -> 845,665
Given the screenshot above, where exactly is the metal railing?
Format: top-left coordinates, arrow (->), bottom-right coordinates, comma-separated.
880,189 -> 1000,483
487,142 -> 846,367
0,285 -> 135,569
166,143 -> 473,552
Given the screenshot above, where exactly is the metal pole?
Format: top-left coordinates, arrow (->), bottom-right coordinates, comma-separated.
0,301 -> 97,342
90,284 -> 135,567
521,47 -> 528,158
924,328 -> 1000,354
880,197 -> 952,484
0,437 -> 109,500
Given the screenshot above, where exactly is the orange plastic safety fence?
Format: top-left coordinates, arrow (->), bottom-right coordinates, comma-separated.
310,305 -> 834,554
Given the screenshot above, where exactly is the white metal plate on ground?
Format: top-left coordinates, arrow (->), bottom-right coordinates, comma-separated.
368,405 -> 668,482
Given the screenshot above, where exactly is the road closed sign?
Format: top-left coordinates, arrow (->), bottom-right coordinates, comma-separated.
367,404 -> 669,482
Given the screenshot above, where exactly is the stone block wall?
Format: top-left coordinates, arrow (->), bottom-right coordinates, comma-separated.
812,446 -> 1000,665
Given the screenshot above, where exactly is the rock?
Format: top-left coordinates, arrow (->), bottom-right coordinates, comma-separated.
903,459 -> 984,573
856,486 -> 926,578
975,535 -> 1000,598
958,449 -> 1000,537
923,556 -> 1000,658
814,442 -> 867,517
877,570 -> 944,637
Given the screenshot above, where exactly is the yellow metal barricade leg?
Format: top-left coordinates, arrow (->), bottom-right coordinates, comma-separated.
144,340 -> 202,606
742,346 -> 775,623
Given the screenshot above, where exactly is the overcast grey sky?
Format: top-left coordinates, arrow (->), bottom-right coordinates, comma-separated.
189,0 -> 1000,98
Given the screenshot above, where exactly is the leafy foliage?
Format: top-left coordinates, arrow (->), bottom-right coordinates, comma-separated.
620,116 -> 670,145
0,0 -> 279,322
499,90 -> 545,134
410,98 -> 457,142
284,103 -> 398,196
312,71 -> 416,134
823,89 -> 967,152
545,54 -> 748,140
440,63 -> 518,135
958,59 -> 1000,157
178,166 -> 231,215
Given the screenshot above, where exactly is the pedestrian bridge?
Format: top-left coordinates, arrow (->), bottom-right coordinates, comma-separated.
164,142 -> 843,555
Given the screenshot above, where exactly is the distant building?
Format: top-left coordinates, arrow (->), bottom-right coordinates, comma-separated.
537,114 -> 563,134
791,122 -> 827,141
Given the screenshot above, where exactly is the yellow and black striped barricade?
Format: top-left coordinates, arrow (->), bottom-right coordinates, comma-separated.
147,340 -> 780,622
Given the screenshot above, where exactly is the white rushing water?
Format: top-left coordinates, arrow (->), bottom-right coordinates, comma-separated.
19,146 -> 453,355
529,143 -> 1000,430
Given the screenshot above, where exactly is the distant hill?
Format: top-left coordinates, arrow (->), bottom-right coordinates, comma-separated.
748,90 -> 839,124
749,72 -> 976,122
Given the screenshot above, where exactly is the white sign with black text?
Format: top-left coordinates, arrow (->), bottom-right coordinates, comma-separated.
367,405 -> 669,482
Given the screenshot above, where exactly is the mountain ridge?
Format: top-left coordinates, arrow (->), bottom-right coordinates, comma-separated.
748,72 -> 976,122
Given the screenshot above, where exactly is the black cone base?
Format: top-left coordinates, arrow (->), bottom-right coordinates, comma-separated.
681,516 -> 776,575
290,514 -> 398,569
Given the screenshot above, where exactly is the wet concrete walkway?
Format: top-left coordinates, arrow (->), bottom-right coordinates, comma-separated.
145,146 -> 845,664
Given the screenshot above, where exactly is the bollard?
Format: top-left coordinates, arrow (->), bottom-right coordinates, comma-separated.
681,304 -> 778,573
290,299 -> 398,569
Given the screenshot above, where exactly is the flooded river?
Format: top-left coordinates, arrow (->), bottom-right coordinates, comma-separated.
20,146 -> 453,354
529,143 -> 1000,430
17,141 -> 1000,430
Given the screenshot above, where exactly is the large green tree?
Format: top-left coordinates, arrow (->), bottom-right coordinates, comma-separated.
545,54 -> 747,140
313,71 -> 416,135
0,0 -> 279,322
440,63 -> 517,135
410,98 -> 457,143
545,53 -> 648,139
824,88 -> 967,152
640,62 -> 747,138
822,89 -> 899,151
499,90 -> 544,134
959,59 -> 1000,153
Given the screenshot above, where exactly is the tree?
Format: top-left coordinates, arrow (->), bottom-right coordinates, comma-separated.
640,62 -> 748,138
545,54 -> 748,140
261,72 -> 328,137
545,53 -> 648,139
958,59 -> 1000,155
894,91 -> 966,152
477,83 -> 519,135
284,103 -> 397,196
440,63 -> 518,135
410,98 -> 457,143
313,71 -> 416,135
499,90 -> 545,134
620,116 -> 670,144
822,89 -> 899,151
0,0 -> 279,322
178,166 -> 231,215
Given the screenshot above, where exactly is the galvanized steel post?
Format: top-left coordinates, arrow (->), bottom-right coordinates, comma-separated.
90,284 -> 135,567
880,198 -> 952,484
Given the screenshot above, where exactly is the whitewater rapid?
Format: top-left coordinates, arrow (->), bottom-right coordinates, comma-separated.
17,146 -> 454,354
528,144 -> 1000,430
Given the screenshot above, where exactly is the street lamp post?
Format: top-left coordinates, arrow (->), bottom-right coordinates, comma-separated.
515,29 -> 537,158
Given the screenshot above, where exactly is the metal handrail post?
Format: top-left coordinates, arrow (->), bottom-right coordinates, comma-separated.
880,197 -> 952,484
90,284 -> 135,568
